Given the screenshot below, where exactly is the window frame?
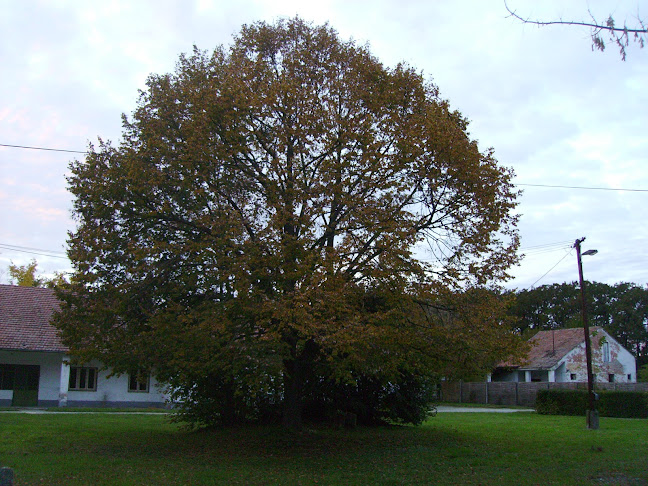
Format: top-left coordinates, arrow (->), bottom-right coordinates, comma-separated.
602,342 -> 610,363
128,371 -> 150,393
68,366 -> 98,392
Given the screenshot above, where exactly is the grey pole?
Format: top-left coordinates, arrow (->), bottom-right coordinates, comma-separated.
574,237 -> 599,429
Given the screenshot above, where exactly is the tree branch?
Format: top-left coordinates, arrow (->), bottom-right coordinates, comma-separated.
504,0 -> 647,60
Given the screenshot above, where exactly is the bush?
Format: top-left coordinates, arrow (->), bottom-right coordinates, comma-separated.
599,391 -> 648,418
536,389 -> 648,418
536,390 -> 588,416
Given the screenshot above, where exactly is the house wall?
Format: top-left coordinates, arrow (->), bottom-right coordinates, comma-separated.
66,360 -> 168,408
554,363 -> 569,382
0,351 -> 168,408
0,350 -> 64,406
492,330 -> 638,384
563,331 -> 637,383
491,371 -> 520,382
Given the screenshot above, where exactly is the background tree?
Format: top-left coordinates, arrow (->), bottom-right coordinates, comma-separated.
504,1 -> 647,60
638,364 -> 648,382
8,259 -> 44,287
509,281 -> 648,367
55,18 -> 522,429
7,259 -> 66,288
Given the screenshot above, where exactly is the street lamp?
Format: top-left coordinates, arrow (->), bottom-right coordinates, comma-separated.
574,237 -> 598,429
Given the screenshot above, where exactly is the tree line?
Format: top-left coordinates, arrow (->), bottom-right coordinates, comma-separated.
507,281 -> 648,372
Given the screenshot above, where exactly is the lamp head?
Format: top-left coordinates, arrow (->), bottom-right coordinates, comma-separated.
582,249 -> 598,256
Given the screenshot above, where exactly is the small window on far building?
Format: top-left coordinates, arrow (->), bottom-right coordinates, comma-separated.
602,342 -> 610,363
128,372 -> 149,393
627,374 -> 632,381
69,367 -> 98,391
570,373 -> 577,381
608,374 -> 615,383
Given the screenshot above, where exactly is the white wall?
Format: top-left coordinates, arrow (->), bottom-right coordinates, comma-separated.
0,351 -> 168,407
65,359 -> 168,407
560,329 -> 637,383
0,350 -> 65,404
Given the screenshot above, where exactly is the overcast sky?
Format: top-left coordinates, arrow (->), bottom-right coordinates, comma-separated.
1,0 -> 646,290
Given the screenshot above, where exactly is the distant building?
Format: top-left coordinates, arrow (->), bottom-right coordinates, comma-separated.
490,327 -> 636,383
0,284 -> 168,407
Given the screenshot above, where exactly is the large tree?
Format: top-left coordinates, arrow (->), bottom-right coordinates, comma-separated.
55,18 -> 521,429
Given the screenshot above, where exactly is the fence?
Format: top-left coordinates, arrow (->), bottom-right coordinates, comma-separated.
440,381 -> 648,407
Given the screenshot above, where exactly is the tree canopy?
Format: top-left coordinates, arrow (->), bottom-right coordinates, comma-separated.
508,281 -> 648,366
8,259 -> 66,288
55,18 -> 522,429
8,259 -> 44,287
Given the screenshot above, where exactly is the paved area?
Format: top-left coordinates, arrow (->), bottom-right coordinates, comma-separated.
2,406 -> 533,414
436,406 -> 533,413
0,409 -> 167,414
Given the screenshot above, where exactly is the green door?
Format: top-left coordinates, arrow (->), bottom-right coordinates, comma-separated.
12,365 -> 40,407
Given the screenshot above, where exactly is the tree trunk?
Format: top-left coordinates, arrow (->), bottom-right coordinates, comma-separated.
282,359 -> 303,430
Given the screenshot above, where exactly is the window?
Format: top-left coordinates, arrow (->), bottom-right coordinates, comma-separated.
68,367 -> 98,391
602,342 -> 610,363
570,373 -> 577,381
628,374 -> 632,381
128,372 -> 149,393
608,374 -> 615,383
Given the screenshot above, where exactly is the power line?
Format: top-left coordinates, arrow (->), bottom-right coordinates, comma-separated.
517,183 -> 648,193
0,143 -> 87,154
519,241 -> 573,255
520,241 -> 573,250
2,142 -> 648,193
0,243 -> 69,260
528,249 -> 574,289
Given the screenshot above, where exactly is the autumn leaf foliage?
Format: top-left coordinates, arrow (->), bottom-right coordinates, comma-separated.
56,18 -> 521,428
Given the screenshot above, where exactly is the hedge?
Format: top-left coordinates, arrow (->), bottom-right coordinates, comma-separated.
536,389 -> 648,418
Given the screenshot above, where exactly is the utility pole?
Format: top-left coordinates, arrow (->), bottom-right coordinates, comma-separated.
575,237 -> 599,429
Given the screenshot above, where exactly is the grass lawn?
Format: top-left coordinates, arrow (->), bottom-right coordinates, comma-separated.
1,411 -> 646,485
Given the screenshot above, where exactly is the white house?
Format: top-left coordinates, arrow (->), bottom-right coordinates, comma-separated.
0,284 -> 168,408
490,327 -> 637,383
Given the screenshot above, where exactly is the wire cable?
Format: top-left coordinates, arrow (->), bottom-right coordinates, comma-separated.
2,142 -> 648,193
0,243 -> 69,260
517,183 -> 648,193
0,143 -> 87,154
528,249 -> 573,288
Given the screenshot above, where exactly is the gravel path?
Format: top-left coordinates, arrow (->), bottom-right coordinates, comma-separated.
436,406 -> 533,413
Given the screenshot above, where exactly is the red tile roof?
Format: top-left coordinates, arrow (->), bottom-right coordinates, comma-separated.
0,284 -> 68,352
522,327 -> 601,370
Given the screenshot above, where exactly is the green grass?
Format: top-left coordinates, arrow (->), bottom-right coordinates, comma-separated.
0,412 -> 646,485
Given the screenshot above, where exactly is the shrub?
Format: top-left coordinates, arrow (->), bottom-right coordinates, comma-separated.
536,389 -> 648,418
599,391 -> 648,418
536,390 -> 587,416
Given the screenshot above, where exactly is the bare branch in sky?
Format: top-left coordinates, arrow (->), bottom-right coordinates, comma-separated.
504,1 -> 647,60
